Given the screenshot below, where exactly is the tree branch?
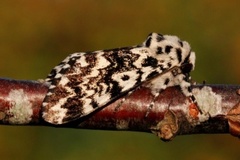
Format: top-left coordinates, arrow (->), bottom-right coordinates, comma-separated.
0,78 -> 239,141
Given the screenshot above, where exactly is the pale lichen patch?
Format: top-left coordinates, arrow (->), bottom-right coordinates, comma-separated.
7,89 -> 33,124
192,86 -> 222,122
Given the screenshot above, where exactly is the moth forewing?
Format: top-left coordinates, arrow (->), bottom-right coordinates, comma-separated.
42,33 -> 196,124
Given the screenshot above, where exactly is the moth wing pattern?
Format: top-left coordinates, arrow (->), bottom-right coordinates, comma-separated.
42,33 -> 196,124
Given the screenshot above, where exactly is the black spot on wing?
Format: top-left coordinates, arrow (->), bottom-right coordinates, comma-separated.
159,65 -> 166,71
146,71 -> 159,79
164,78 -> 170,85
48,69 -> 57,79
73,87 -> 81,94
157,47 -> 163,54
181,63 -> 193,74
190,95 -> 195,101
145,37 -> 152,47
142,56 -> 158,67
178,40 -> 183,47
49,77 -> 61,86
183,51 -> 192,64
136,70 -> 143,84
113,52 -> 125,69
59,67 -> 70,75
176,48 -> 182,63
167,62 -> 172,68
91,101 -> 98,108
156,34 -> 164,42
165,45 -> 173,53
68,57 -> 78,66
121,75 -> 130,81
110,81 -> 122,98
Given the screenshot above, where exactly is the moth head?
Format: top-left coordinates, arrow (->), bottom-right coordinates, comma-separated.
143,33 -> 164,49
143,32 -> 196,71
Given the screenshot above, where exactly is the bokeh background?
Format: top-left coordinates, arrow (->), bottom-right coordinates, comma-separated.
0,0 -> 240,160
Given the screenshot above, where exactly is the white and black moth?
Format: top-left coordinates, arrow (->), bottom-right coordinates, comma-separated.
42,33 -> 196,124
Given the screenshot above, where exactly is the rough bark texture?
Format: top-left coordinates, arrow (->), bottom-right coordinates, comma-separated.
0,78 -> 239,141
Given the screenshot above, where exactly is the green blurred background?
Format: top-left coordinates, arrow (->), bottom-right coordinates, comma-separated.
0,0 -> 240,160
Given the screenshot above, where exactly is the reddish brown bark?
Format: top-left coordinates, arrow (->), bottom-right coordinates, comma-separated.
0,78 -> 239,141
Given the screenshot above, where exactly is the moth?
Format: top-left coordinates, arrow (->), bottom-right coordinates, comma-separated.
42,33 -> 196,124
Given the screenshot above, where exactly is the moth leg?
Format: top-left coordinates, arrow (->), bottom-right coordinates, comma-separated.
174,72 -> 202,114
143,73 -> 171,118
143,67 -> 201,118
